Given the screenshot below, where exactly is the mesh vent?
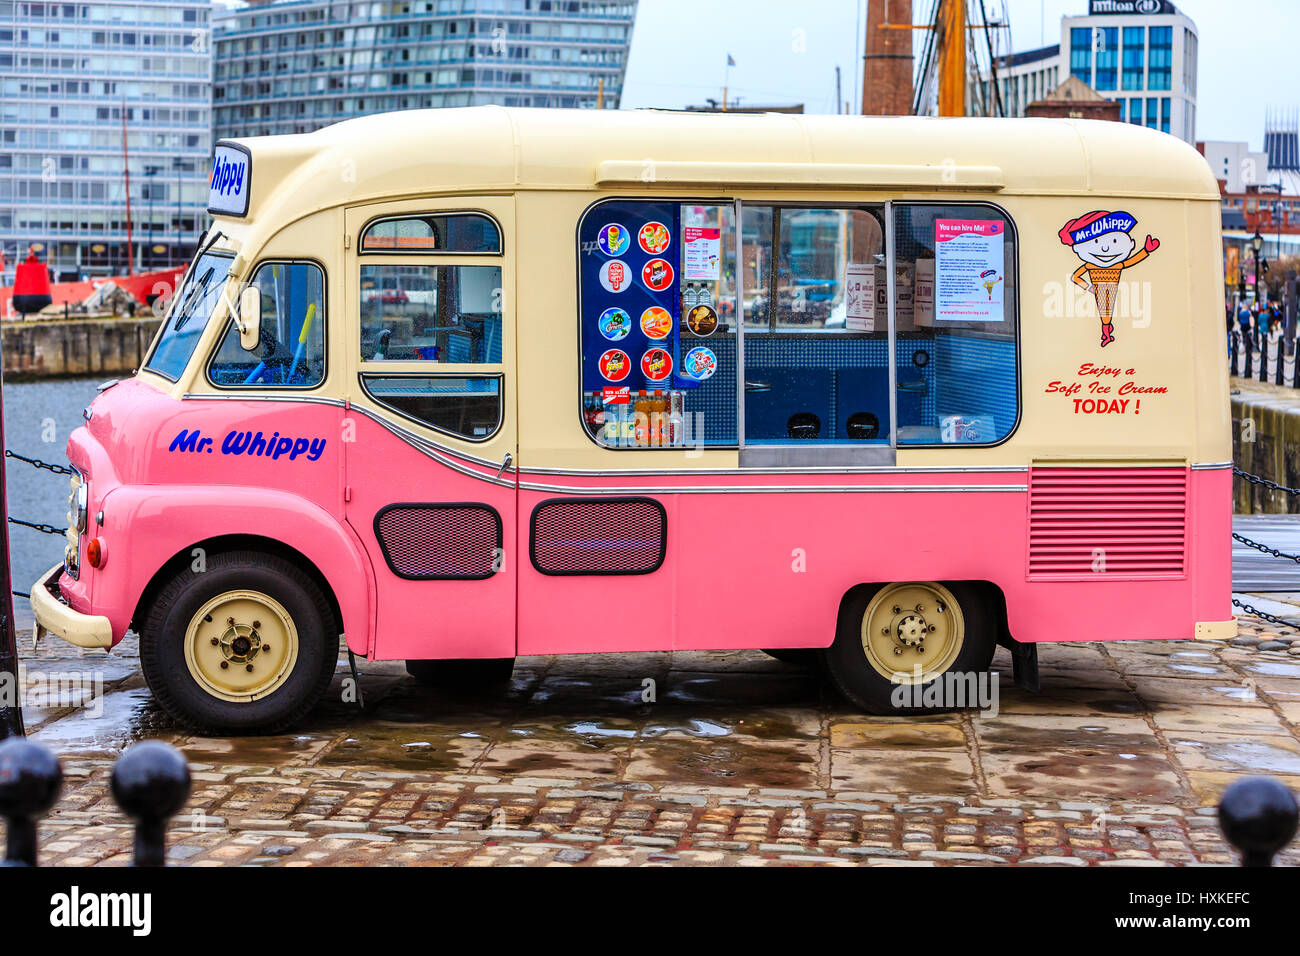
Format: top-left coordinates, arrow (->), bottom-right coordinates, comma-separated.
374,503 -> 501,580
531,497 -> 666,575
1028,466 -> 1187,578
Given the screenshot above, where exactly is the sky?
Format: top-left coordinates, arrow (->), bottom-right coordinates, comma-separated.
620,0 -> 1295,148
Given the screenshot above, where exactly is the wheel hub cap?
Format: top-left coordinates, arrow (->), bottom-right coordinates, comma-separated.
184,590 -> 299,702
862,583 -> 964,684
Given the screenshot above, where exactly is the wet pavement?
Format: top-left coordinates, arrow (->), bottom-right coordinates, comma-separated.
10,603 -> 1300,867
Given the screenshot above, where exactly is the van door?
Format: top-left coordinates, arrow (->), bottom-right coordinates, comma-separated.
341,197 -> 516,663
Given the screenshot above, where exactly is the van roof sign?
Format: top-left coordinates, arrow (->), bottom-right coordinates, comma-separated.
208,141 -> 251,217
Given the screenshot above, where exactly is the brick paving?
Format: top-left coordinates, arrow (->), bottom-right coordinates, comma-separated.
10,605 -> 1300,866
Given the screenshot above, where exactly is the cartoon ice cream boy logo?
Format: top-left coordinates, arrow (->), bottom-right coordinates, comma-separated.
1059,210 -> 1159,348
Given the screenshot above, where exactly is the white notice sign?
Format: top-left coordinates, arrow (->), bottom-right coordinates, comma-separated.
845,262 -> 875,331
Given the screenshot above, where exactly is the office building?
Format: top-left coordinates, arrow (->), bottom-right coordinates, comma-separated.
0,0 -> 213,282
212,0 -> 638,140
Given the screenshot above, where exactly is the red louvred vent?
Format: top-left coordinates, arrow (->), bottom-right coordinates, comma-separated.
530,497 -> 666,575
1028,466 -> 1187,578
374,503 -> 501,580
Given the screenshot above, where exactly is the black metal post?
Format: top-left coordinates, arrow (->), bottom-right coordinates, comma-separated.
0,739 -> 62,865
0,347 -> 24,740
1219,776 -> 1299,866
110,740 -> 191,867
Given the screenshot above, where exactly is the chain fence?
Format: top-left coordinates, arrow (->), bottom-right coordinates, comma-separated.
1232,465 -> 1300,630
4,450 -> 72,602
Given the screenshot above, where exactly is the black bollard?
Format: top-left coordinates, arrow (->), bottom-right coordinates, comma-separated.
0,738 -> 62,866
1218,776 -> 1300,867
109,741 -> 191,867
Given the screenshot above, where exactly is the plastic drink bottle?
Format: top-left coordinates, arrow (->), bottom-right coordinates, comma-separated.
633,390 -> 651,447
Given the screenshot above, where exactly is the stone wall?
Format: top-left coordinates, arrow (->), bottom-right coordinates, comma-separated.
0,316 -> 161,380
1231,379 -> 1300,513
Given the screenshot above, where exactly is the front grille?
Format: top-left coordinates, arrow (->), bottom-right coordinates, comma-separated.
1028,465 -> 1188,578
530,497 -> 666,575
374,503 -> 501,580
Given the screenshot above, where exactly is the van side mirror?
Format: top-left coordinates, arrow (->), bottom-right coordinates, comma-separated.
238,286 -> 261,351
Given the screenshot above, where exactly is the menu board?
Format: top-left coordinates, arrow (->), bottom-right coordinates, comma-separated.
581,200 -> 698,394
933,219 -> 1005,323
683,226 -> 721,280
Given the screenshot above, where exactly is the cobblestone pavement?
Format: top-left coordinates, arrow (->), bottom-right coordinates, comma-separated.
10,604 -> 1300,867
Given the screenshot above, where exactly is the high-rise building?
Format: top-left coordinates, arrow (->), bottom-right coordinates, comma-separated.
212,0 -> 638,140
973,0 -> 1198,145
0,0 -> 214,283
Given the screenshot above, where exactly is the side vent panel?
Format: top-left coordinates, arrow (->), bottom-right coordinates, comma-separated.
530,497 -> 666,576
1028,466 -> 1187,579
374,503 -> 501,580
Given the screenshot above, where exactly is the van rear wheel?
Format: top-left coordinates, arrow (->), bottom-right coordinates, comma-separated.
823,581 -> 994,715
140,551 -> 339,735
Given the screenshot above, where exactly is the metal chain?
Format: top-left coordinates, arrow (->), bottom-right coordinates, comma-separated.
6,516 -> 66,536
1234,467 -> 1300,498
1233,531 -> 1300,565
1232,597 -> 1299,632
3,449 -> 74,476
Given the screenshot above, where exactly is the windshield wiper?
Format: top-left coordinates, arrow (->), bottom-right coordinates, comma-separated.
164,230 -> 227,333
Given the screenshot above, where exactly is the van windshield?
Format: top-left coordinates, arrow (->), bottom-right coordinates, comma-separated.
143,250 -> 235,381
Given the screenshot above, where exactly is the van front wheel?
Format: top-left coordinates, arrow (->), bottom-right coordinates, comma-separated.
823,581 -> 994,715
140,552 -> 339,735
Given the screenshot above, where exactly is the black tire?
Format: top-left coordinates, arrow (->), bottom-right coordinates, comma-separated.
140,551 -> 339,735
823,581 -> 995,715
761,649 -> 820,667
405,657 -> 515,688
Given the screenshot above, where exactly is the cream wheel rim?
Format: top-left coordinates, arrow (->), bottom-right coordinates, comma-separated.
860,582 -> 964,685
183,590 -> 299,702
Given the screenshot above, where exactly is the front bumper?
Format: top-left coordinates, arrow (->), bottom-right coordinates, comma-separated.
30,563 -> 112,650
1195,619 -> 1239,641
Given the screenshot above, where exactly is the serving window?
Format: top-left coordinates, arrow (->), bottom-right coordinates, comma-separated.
358,211 -> 505,442
575,198 -> 1019,454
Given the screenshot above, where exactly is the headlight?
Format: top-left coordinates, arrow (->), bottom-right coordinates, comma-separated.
74,482 -> 88,534
65,472 -> 84,578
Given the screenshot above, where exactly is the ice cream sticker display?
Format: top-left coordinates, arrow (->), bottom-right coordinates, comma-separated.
598,307 -> 631,341
934,219 -> 1005,323
641,348 -> 673,381
682,346 -> 717,381
638,221 -> 671,255
598,223 -> 630,257
686,304 -> 718,337
599,259 -> 630,293
1060,210 -> 1159,348
640,306 -> 673,340
599,349 -> 631,382
581,201 -> 701,444
642,258 -> 674,292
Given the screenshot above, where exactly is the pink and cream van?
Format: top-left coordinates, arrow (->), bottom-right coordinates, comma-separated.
31,108 -> 1234,733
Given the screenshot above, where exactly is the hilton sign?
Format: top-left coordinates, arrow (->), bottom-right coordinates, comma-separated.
1089,0 -> 1176,14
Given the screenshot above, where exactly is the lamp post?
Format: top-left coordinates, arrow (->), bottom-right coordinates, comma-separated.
1252,231 -> 1264,304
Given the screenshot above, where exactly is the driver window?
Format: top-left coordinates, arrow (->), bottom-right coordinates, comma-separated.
208,260 -> 326,388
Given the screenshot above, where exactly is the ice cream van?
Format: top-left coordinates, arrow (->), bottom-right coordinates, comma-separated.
30,107 -> 1233,733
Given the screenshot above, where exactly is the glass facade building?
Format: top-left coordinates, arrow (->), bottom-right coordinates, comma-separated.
212,0 -> 638,140
976,2 -> 1197,145
0,0 -> 213,283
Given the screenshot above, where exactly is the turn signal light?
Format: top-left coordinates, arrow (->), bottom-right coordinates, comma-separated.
86,538 -> 103,569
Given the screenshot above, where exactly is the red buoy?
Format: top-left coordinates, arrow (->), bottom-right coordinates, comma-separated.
12,247 -> 52,315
